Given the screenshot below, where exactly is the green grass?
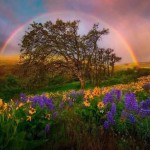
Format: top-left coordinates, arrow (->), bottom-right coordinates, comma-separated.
28,81 -> 94,95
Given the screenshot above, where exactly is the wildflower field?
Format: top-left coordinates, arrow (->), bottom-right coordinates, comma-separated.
0,75 -> 150,150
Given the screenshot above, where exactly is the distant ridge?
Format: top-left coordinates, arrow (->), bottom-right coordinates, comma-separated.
0,55 -> 150,69
0,55 -> 19,64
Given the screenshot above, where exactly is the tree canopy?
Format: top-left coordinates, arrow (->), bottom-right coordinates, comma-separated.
20,19 -> 121,89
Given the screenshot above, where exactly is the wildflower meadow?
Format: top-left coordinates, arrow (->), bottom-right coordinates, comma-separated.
0,75 -> 150,149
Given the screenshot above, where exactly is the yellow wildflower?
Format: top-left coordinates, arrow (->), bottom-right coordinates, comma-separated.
3,103 -> 7,110
18,103 -> 24,108
92,87 -> 101,96
0,99 -> 3,107
26,116 -> 32,121
97,101 -> 104,109
84,90 -> 91,99
45,114 -> 51,120
29,107 -> 36,115
8,113 -> 12,119
89,95 -> 93,100
45,93 -> 49,98
83,100 -> 90,107
62,94 -> 67,101
26,99 -> 30,103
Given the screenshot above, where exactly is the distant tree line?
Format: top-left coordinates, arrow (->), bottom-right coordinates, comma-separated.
19,19 -> 121,89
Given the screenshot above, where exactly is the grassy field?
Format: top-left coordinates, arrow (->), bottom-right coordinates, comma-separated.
0,75 -> 150,149
115,62 -> 150,70
0,56 -> 150,149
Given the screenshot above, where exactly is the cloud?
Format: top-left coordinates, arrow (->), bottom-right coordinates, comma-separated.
0,0 -> 150,62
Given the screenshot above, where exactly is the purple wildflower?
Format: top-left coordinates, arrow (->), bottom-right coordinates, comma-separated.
121,110 -> 128,118
77,90 -> 84,96
107,111 -> 115,125
20,93 -> 27,103
111,103 -> 116,116
128,114 -> 136,123
29,95 -> 54,111
139,109 -> 150,117
124,92 -> 138,112
103,121 -> 110,129
111,89 -> 122,101
143,84 -> 150,92
60,101 -> 65,110
103,92 -> 114,105
139,98 -> 150,109
70,91 -> 77,98
15,99 -> 19,106
52,112 -> 58,119
68,99 -> 73,106
103,90 -> 122,105
45,124 -> 50,133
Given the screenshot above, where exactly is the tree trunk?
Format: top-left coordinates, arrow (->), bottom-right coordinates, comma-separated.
111,65 -> 114,76
79,78 -> 85,89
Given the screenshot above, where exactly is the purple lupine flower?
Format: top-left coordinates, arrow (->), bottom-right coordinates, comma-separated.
139,109 -> 150,117
70,91 -> 77,98
77,90 -> 84,96
124,92 -> 138,112
111,103 -> 116,116
107,111 -> 115,125
29,95 -> 54,111
45,124 -> 50,133
38,98 -> 45,108
43,96 -> 54,111
30,95 -> 38,107
121,110 -> 128,118
139,98 -> 150,109
143,84 -> 150,91
103,121 -> 110,129
68,99 -> 73,106
60,101 -> 65,110
20,93 -> 27,103
52,112 -> 58,119
103,92 -> 114,105
15,99 -> 19,106
110,89 -> 122,101
114,90 -> 122,100
128,114 -> 136,123
103,90 -> 122,105
139,101 -> 145,109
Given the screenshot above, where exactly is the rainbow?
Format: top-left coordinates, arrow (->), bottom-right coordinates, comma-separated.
0,25 -> 24,54
0,11 -> 139,65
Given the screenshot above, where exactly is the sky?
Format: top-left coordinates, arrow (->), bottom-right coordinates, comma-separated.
0,0 -> 150,63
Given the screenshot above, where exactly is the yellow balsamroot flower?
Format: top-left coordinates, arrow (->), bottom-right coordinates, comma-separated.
16,102 -> 24,110
3,103 -> 7,111
97,101 -> 104,109
44,92 -> 49,98
0,99 -> 3,107
89,94 -> 94,100
29,107 -> 36,115
26,99 -> 30,103
92,87 -> 101,96
45,114 -> 51,120
18,103 -> 24,108
26,116 -> 32,121
84,90 -> 92,99
62,94 -> 67,101
83,100 -> 90,107
8,113 -> 12,119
